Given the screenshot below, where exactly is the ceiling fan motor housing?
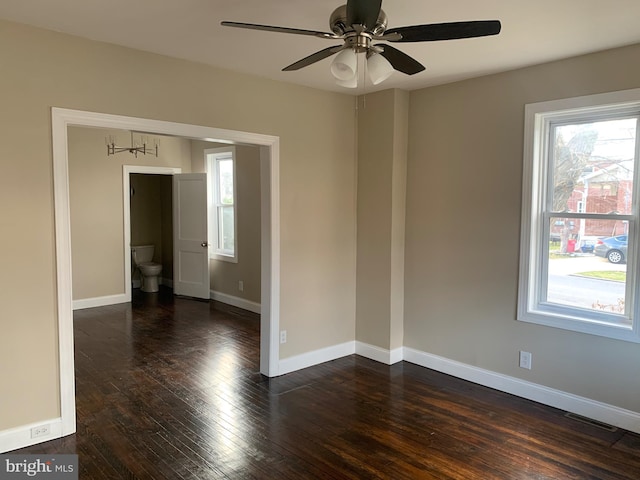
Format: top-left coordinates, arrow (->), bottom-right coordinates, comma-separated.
330,5 -> 388,36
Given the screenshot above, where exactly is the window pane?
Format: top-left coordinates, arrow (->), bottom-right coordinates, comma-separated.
550,118 -> 636,214
219,205 -> 235,253
217,159 -> 234,205
546,217 -> 628,320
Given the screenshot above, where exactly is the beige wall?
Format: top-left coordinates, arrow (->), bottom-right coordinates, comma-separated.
404,43 -> 640,412
191,142 -> 262,304
356,90 -> 408,351
68,127 -> 190,300
159,175 -> 173,280
0,19 -> 356,431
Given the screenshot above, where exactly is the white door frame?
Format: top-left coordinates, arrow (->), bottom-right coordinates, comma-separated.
124,166 -> 182,299
52,108 -> 281,438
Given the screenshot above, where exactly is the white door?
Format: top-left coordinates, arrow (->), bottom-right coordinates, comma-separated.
173,173 -> 210,299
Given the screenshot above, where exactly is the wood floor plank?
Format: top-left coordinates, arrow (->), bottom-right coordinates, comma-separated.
12,287 -> 640,479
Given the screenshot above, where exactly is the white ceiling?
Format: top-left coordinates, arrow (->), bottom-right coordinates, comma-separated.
2,0 -> 640,94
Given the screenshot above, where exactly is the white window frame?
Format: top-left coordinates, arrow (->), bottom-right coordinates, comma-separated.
206,146 -> 238,263
518,89 -> 640,343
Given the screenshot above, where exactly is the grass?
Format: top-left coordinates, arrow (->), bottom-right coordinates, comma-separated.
576,270 -> 626,282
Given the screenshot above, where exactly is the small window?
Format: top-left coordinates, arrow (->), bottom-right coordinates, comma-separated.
206,147 -> 237,262
518,89 -> 640,342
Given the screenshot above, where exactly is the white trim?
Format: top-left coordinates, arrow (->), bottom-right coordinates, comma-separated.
205,147 -> 238,262
0,418 -> 63,454
403,347 -> 640,434
73,294 -> 128,310
261,143 -> 281,377
210,290 -> 261,314
51,108 -> 281,448
124,165 -> 181,303
51,110 -> 76,439
278,341 -> 356,376
355,341 -> 403,365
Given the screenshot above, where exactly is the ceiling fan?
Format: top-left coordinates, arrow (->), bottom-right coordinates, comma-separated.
221,0 -> 501,87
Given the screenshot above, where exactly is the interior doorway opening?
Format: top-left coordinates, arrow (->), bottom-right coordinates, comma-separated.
52,108 -> 281,440
124,167 -> 181,301
128,171 -> 177,293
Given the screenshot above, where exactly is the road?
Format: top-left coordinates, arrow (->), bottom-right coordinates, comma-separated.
546,255 -> 626,311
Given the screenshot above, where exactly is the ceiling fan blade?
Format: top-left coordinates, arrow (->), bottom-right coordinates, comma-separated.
376,44 -> 425,75
346,0 -> 382,29
385,20 -> 501,42
221,21 -> 339,39
283,46 -> 343,71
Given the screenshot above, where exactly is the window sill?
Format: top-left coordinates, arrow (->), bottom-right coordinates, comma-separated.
210,253 -> 238,264
517,307 -> 640,343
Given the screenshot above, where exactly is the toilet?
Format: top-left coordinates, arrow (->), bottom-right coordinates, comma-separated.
131,245 -> 162,293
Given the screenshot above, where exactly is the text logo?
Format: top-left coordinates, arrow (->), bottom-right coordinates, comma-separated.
0,455 -> 77,479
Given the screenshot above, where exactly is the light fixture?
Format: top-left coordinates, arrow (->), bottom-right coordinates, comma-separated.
366,52 -> 394,85
330,48 -> 358,81
330,46 -> 394,89
106,131 -> 159,157
335,75 -> 358,89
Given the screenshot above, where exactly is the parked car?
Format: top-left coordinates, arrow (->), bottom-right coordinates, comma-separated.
594,235 -> 628,263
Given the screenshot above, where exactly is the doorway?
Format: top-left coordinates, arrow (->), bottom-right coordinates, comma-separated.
124,167 -> 181,300
52,108 -> 281,439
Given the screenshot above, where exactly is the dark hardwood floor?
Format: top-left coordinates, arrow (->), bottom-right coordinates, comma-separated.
14,287 -> 640,479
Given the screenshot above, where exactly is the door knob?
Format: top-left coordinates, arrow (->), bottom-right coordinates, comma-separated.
201,242 -> 208,247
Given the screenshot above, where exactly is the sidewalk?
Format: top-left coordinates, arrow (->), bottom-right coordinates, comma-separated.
548,254 -> 626,276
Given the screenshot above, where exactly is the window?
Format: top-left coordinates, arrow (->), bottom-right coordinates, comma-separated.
518,89 -> 640,342
206,147 -> 237,262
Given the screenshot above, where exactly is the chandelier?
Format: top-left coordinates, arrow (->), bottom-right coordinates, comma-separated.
106,132 -> 158,157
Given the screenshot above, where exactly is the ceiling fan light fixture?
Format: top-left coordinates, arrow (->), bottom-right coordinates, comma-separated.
330,48 -> 358,81
335,74 -> 358,88
367,52 -> 393,85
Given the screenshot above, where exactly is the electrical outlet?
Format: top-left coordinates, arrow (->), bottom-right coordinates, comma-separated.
238,280 -> 244,292
30,424 -> 50,439
280,330 -> 287,344
519,351 -> 532,370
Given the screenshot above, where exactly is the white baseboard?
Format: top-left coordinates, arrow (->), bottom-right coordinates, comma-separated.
0,418 -> 63,454
356,341 -> 403,365
279,341 -> 356,376
403,347 -> 640,435
210,290 -> 261,314
72,293 -> 128,310
276,341 -> 640,434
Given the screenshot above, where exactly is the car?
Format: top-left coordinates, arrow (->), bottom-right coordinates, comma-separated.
594,235 -> 628,263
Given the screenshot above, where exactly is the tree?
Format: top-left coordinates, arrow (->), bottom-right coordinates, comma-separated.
553,128 -> 597,253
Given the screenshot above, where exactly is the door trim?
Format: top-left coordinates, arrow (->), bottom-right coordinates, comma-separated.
52,108 -> 281,439
124,166 -> 181,301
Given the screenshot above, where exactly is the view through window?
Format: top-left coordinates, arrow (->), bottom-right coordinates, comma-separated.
206,147 -> 237,261
545,118 -> 636,318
